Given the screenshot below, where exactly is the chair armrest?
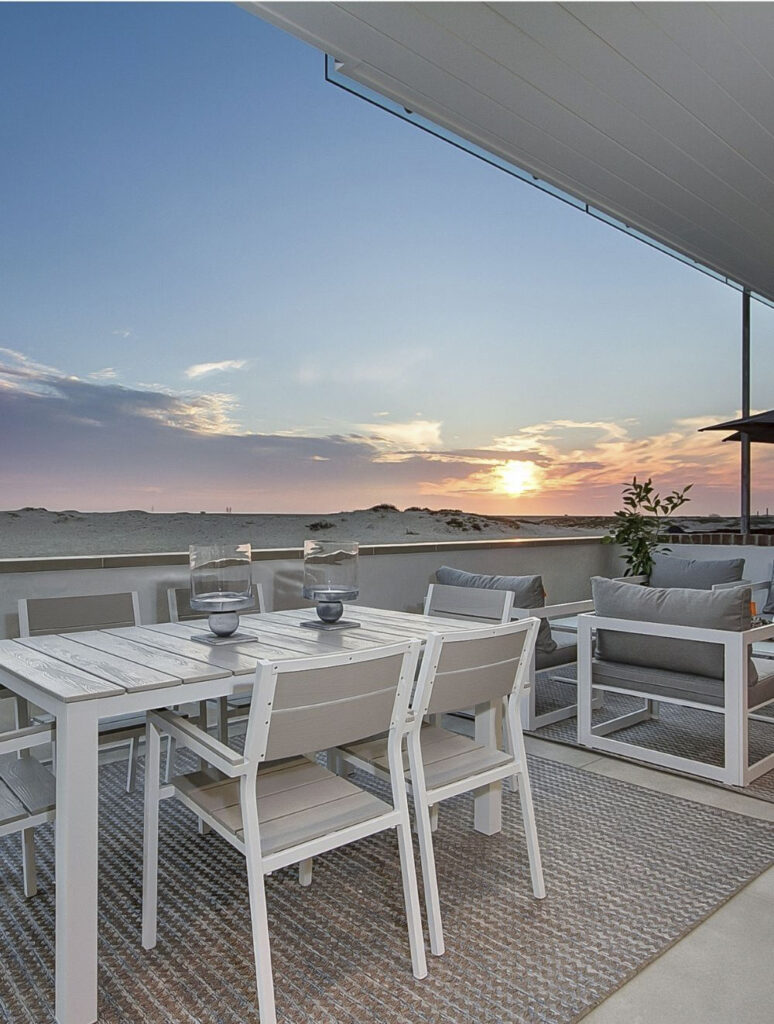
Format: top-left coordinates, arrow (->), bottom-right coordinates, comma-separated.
148,709 -> 247,778
512,599 -> 594,620
0,723 -> 53,757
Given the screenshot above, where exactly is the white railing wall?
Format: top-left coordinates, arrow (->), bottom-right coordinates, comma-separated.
0,537 -> 616,640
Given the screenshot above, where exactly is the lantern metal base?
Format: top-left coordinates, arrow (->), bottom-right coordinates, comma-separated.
190,632 -> 259,646
300,619 -> 361,631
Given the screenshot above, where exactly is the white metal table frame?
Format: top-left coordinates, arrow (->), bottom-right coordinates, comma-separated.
0,605 -> 501,1024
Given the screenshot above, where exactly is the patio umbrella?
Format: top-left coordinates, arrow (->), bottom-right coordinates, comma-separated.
700,410 -> 774,529
700,410 -> 774,444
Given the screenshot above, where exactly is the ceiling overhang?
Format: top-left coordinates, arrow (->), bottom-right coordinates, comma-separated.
244,2 -> 774,305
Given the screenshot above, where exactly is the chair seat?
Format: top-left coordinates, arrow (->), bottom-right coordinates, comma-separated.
173,756 -> 392,857
0,757 -> 56,826
536,631 -> 578,671
592,657 -> 774,709
342,724 -> 512,793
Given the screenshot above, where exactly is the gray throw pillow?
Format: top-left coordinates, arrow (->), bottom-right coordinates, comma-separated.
592,576 -> 756,682
435,565 -> 556,654
649,551 -> 745,590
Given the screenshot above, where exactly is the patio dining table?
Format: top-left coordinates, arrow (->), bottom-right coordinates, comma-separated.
0,604 -> 501,1024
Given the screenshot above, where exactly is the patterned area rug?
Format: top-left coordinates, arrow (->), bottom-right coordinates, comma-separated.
529,667 -> 774,803
0,756 -> 772,1024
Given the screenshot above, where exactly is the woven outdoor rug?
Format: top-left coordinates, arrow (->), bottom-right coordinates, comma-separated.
1,756 -> 772,1024
528,667 -> 774,803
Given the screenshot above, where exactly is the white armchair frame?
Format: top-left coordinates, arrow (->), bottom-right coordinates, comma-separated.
577,613 -> 774,786
516,598 -> 595,731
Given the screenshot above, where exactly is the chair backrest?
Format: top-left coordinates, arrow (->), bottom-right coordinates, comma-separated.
167,582 -> 265,622
245,641 -> 420,764
413,618 -> 539,718
424,583 -> 513,623
18,592 -> 141,637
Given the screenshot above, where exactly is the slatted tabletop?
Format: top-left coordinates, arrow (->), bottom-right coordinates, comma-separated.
0,607 -> 472,707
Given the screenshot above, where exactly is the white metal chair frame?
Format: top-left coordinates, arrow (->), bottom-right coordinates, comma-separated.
577,612 -> 774,786
142,641 -> 428,1024
423,582 -> 514,622
17,593 -> 145,793
0,722 -> 55,897
339,618 -> 545,957
515,598 -> 596,731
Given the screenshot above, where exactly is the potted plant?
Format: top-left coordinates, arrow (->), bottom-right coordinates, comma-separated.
603,476 -> 692,577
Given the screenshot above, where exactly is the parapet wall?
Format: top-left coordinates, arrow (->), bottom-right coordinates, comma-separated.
0,536 -> 616,640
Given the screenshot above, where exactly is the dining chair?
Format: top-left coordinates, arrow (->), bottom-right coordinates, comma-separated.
142,640 -> 428,1024
17,592 -> 145,792
0,721 -> 55,898
337,617 -> 544,957
167,582 -> 265,743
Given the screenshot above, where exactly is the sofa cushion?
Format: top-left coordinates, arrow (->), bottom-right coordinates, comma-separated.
536,631 -> 577,670
648,552 -> 745,590
591,576 -> 756,683
435,566 -> 556,654
592,657 -> 774,709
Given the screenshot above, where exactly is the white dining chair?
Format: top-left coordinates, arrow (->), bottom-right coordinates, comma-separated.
338,617 -> 545,957
142,640 -> 428,1024
17,592 -> 146,792
0,721 -> 56,898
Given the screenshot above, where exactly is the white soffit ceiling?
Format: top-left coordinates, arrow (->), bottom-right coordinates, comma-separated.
246,2 -> 774,304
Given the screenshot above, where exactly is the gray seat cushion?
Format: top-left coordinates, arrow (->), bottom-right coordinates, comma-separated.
436,566 -> 556,654
591,576 -> 756,683
536,631 -> 577,670
649,552 -> 745,590
592,657 -> 774,710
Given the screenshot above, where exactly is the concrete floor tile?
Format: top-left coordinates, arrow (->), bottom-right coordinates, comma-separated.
584,867 -> 774,1024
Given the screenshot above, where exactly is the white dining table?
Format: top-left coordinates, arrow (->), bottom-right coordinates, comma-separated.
0,605 -> 501,1024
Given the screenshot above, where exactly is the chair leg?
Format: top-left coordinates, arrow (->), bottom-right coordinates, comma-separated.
21,828 -> 38,898
507,703 -> 545,899
242,778 -> 278,1024
394,809 -> 429,978
429,804 -> 439,832
298,858 -> 313,887
142,722 -> 162,950
126,737 -> 139,793
164,735 -> 176,784
407,735 -> 444,957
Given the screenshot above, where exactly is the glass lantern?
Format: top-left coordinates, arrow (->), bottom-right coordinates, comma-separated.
301,539 -> 360,629
189,542 -> 256,644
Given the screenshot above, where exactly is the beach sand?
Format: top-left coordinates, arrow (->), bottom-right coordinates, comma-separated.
1,506 -> 758,558
0,506 -> 609,558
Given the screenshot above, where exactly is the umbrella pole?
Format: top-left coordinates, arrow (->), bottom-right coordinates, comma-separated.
741,289 -> 751,535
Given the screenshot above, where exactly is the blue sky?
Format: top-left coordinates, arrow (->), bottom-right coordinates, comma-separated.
2,2 -> 773,514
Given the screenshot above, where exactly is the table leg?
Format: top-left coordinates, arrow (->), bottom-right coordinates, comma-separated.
56,702 -> 99,1024
473,700 -> 502,835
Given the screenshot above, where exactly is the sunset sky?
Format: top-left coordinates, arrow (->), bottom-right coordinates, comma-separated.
3,2 -> 774,516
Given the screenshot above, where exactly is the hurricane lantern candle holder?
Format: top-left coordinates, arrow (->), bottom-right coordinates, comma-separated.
189,542 -> 257,645
301,540 -> 360,630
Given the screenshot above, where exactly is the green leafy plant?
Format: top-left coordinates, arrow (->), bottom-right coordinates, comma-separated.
603,477 -> 692,577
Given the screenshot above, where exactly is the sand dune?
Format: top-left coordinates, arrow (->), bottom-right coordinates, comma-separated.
1,506 -> 760,558
0,505 -> 605,558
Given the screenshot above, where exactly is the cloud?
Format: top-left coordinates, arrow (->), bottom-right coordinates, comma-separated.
184,360 -> 247,380
360,419 -> 443,452
89,368 -> 117,381
2,347 -> 771,515
112,329 -> 132,339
